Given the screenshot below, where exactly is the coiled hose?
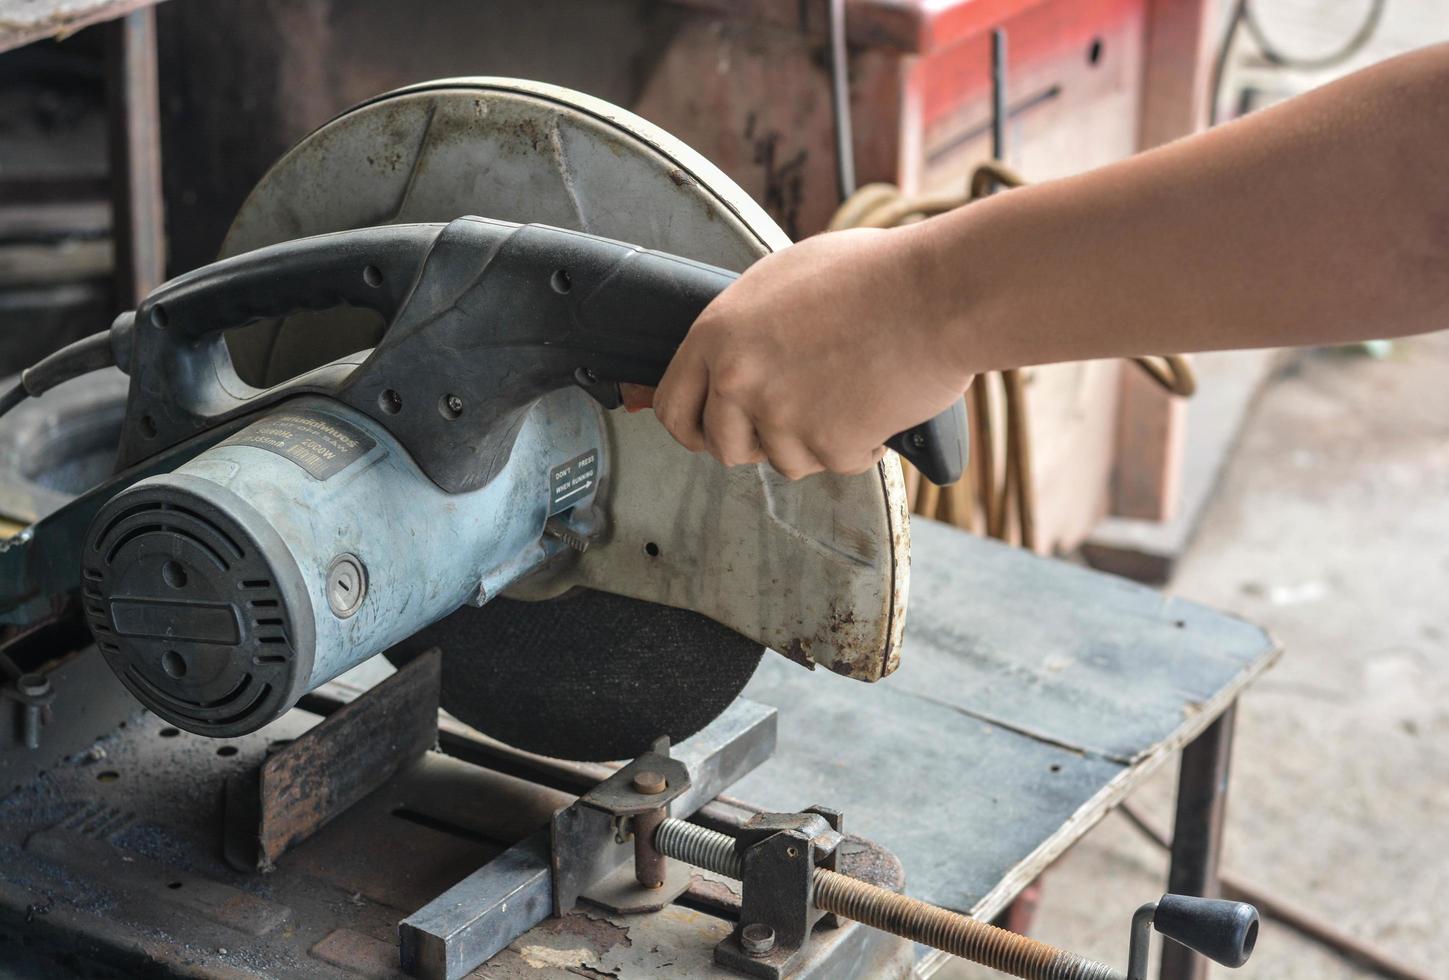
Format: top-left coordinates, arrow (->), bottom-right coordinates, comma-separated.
828,162 -> 1196,550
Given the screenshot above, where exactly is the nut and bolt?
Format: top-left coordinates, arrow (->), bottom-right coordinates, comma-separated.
740,922 -> 777,957
15,674 -> 53,751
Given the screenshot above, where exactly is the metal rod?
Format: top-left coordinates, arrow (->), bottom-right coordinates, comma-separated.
654,818 -> 1124,980
106,7 -> 166,307
1126,902 -> 1158,980
828,0 -> 856,201
991,27 -> 1008,165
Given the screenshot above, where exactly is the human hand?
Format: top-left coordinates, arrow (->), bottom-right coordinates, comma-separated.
648,228 -> 969,479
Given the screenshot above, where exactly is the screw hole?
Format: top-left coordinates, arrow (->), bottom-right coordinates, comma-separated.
167,881 -> 183,890
1174,620 -> 1187,629
159,727 -> 180,738
785,846 -> 799,859
161,650 -> 187,678
550,269 -> 572,294
161,560 -> 187,589
378,389 -> 403,415
150,304 -> 169,328
1088,37 -> 1104,65
644,542 -> 660,558
140,415 -> 158,439
1050,763 -> 1062,773
216,745 -> 239,758
362,265 -> 384,287
573,366 -> 599,387
438,394 -> 464,420
96,770 -> 120,782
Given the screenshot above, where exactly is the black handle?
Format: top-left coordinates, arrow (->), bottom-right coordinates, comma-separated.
1153,895 -> 1259,969
120,218 -> 968,491
133,223 -> 442,345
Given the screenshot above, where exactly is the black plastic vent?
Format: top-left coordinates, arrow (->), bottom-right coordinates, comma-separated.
83,483 -> 306,736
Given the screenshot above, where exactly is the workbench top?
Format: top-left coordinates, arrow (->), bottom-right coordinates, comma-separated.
736,516 -> 1280,919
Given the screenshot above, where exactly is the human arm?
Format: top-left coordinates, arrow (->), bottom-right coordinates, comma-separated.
651,43 -> 1449,478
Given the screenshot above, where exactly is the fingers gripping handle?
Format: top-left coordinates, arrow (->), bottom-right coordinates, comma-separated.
580,242 -> 969,485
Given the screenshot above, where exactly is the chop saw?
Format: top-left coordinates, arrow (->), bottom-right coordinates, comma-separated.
0,78 -> 966,762
0,79 -> 1265,980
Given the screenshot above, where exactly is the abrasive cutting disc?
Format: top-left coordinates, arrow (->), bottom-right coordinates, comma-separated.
222,80 -> 908,760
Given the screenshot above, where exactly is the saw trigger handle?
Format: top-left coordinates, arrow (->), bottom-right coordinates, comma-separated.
887,400 -> 968,486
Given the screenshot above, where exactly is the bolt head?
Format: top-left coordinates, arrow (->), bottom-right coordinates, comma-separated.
740,922 -> 776,956
17,674 -> 50,698
631,770 -> 667,795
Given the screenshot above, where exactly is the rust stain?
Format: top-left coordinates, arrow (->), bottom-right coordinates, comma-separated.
668,168 -> 696,187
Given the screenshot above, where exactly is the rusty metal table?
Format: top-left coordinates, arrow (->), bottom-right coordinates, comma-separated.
734,517 -> 1280,979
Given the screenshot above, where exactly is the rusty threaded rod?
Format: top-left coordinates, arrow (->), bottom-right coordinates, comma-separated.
654,818 -> 1123,980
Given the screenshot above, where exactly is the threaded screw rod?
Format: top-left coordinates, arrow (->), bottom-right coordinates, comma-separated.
654,818 -> 1124,980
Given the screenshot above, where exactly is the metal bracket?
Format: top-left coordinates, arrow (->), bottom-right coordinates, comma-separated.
715,806 -> 845,979
399,698 -> 777,980
551,735 -> 691,916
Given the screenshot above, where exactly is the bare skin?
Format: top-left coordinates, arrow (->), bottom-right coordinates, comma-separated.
646,43 -> 1449,479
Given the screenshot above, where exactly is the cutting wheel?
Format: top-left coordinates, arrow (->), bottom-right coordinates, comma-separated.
223,79 -> 908,760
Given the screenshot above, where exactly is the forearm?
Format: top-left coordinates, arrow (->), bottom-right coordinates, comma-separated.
902,42 -> 1449,375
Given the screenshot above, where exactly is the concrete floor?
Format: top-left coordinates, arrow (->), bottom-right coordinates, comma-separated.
942,334 -> 1449,979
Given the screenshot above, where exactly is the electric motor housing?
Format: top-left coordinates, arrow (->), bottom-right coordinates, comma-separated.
82,393 -> 604,736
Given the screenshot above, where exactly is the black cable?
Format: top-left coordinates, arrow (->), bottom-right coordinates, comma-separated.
0,383 -> 26,420
1210,0 -> 1387,126
1209,0 -> 1251,126
1244,0 -> 1386,72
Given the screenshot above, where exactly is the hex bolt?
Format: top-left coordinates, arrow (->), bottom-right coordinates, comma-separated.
740,922 -> 776,957
652,819 -> 1123,980
16,674 -> 52,751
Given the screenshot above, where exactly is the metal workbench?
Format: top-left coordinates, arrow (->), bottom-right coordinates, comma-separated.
0,516 -> 1277,979
740,517 -> 1278,976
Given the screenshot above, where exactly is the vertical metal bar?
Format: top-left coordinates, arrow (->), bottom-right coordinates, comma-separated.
828,0 -> 856,201
107,7 -> 166,308
1159,703 -> 1237,980
991,27 -> 1008,164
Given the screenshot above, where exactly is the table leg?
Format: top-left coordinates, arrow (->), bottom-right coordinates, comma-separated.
1159,702 -> 1237,980
106,6 -> 166,308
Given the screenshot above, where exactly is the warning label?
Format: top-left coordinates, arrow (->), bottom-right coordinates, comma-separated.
549,450 -> 600,513
222,410 -> 376,480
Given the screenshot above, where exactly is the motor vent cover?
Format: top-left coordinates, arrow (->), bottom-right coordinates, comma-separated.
82,480 -> 315,736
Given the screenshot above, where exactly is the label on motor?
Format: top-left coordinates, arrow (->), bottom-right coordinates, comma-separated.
549,450 -> 599,513
221,410 -> 376,481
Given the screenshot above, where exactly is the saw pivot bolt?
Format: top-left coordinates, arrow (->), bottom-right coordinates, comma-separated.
439,394 -> 463,419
